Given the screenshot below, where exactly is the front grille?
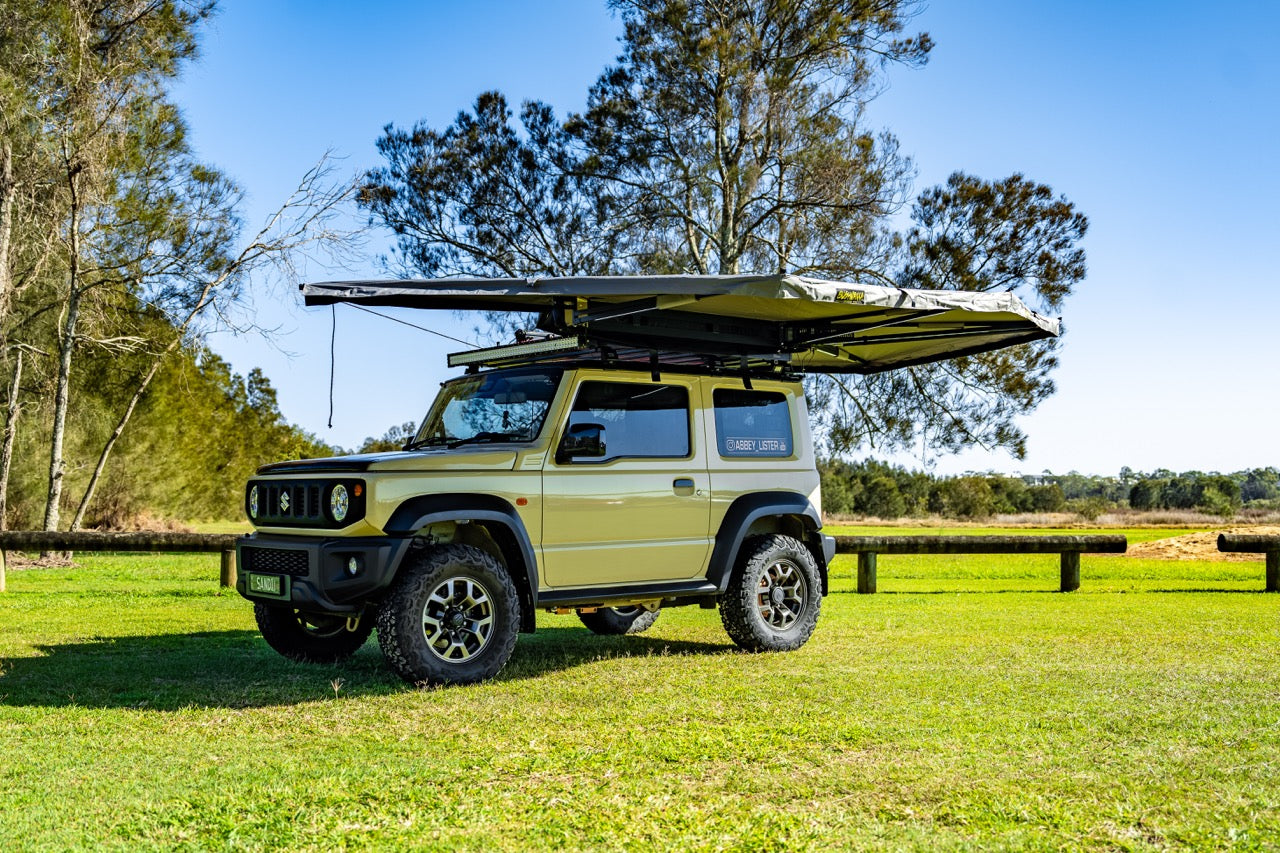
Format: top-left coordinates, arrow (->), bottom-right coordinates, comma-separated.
241,546 -> 310,577
247,477 -> 365,528
261,481 -> 324,524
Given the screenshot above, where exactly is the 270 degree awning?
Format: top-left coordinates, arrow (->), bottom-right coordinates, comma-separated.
301,274 -> 1059,375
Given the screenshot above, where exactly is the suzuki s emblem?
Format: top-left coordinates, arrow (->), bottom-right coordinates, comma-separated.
280,492 -> 291,513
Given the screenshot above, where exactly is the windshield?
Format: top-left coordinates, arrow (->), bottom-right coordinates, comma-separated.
407,368 -> 563,449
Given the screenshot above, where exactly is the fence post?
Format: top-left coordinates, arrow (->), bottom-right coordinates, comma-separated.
220,549 -> 237,589
1267,551 -> 1279,593
857,551 -> 877,594
0,549 -> 6,593
1059,552 -> 1080,592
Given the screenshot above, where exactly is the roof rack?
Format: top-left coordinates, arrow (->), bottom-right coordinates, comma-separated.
447,335 -> 799,381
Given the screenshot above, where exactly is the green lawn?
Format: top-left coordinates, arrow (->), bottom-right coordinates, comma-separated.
0,539 -> 1277,850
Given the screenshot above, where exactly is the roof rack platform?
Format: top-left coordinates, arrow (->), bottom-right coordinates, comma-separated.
447,335 -> 797,379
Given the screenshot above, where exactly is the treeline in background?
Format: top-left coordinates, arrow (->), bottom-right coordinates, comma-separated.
3,344 -> 328,529
1,3 -> 351,531
820,459 -> 1280,521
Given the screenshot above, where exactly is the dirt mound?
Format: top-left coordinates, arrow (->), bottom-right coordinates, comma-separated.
1126,526 -> 1280,562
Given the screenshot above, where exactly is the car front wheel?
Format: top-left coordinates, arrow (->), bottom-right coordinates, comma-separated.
376,544 -> 520,686
254,604 -> 374,663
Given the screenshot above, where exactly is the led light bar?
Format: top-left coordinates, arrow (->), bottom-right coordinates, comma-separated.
447,335 -> 585,369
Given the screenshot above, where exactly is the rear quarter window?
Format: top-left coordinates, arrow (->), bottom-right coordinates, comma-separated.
713,388 -> 793,457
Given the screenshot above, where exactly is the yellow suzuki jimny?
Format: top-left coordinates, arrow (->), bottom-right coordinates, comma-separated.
236,274 -> 1059,685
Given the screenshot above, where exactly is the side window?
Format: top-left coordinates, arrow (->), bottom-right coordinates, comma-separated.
713,388 -> 793,457
561,381 -> 690,461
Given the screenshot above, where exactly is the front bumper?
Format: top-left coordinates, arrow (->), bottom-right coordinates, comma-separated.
236,533 -> 413,614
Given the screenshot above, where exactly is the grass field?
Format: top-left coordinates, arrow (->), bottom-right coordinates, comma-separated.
1,533 -> 1277,850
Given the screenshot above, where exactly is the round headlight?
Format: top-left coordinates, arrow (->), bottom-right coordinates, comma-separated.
330,484 -> 349,522
248,485 -> 259,519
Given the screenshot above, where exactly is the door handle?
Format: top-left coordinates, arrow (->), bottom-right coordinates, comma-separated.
673,478 -> 695,496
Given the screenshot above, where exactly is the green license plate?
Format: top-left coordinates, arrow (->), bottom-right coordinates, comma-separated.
246,572 -> 289,599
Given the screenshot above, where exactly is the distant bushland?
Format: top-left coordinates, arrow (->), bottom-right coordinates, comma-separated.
3,344 -> 331,531
820,459 -> 1278,522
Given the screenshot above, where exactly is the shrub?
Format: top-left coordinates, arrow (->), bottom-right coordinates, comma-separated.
1067,496 -> 1109,521
930,477 -> 996,520
862,475 -> 907,519
1026,483 -> 1066,513
1129,479 -> 1164,511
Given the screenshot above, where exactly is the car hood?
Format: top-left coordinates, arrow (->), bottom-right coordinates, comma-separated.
255,448 -> 521,475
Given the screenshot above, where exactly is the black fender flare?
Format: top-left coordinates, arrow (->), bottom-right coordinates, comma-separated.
385,493 -> 539,632
706,492 -> 828,594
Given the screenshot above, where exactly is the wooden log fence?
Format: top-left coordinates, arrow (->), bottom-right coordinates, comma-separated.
1217,534 -> 1280,592
833,535 -> 1129,593
0,531 -> 241,591
0,531 -> 1132,596
1,531 -> 1275,596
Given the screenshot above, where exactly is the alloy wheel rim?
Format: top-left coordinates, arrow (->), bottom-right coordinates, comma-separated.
421,576 -> 495,663
755,559 -> 806,630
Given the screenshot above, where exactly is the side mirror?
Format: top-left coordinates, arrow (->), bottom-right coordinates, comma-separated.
557,422 -> 606,463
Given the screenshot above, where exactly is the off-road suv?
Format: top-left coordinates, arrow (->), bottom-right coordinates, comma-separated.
237,272 -> 1059,685
237,361 -> 835,685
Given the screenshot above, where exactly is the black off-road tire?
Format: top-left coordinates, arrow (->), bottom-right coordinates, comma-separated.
375,544 -> 520,686
254,604 -> 374,664
720,534 -> 821,652
578,605 -> 660,635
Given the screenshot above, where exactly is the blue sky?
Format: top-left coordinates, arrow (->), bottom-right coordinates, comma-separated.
172,1 -> 1280,475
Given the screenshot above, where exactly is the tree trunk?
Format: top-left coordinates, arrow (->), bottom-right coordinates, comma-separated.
0,349 -> 21,531
44,163 -> 82,534
0,139 -> 13,337
44,287 -> 79,533
0,140 -> 16,536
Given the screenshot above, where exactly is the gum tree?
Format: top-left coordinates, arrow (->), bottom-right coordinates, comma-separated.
33,0 -> 214,532
0,1 -> 360,534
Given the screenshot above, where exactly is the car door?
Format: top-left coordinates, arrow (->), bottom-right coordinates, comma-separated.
540,374 -> 711,588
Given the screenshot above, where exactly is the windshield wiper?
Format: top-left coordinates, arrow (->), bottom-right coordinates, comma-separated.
446,431 -> 527,449
403,436 -> 451,451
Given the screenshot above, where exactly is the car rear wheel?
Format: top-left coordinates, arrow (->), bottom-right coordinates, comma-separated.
720,534 -> 821,652
578,605 -> 660,635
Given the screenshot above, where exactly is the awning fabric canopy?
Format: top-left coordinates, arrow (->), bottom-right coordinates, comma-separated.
301,274 -> 1059,375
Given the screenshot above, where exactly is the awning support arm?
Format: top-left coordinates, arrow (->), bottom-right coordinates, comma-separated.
786,309 -> 948,348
